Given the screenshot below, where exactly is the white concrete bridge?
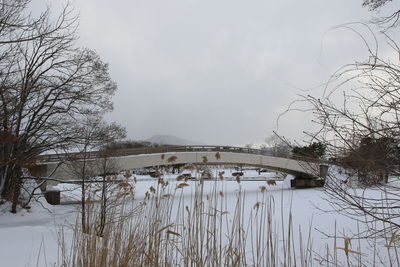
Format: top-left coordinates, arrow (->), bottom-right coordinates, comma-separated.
32,145 -> 328,187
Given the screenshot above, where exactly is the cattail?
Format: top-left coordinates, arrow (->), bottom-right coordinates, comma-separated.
235,175 -> 241,183
176,182 -> 189,189
253,202 -> 261,210
167,230 -> 181,237
167,155 -> 177,163
184,165 -> 194,170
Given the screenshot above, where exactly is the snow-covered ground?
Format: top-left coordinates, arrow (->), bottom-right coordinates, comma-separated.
0,168 -> 394,266
51,167 -> 280,203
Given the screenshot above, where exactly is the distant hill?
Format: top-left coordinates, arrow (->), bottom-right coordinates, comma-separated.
147,134 -> 203,146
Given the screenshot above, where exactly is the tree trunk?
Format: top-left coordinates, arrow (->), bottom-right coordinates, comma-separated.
81,161 -> 87,233
81,146 -> 89,233
10,167 -> 22,213
98,174 -> 107,237
0,142 -> 13,198
1,165 -> 14,199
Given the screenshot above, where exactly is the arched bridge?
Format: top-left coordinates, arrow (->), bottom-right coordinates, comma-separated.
33,145 -> 328,186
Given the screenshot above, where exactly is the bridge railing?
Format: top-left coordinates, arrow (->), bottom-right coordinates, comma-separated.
37,145 -> 324,164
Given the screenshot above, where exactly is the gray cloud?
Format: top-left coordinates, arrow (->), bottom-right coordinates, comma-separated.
45,0 -> 383,145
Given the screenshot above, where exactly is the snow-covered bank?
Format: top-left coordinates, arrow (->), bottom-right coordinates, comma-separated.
0,169 -> 395,266
0,198 -> 76,267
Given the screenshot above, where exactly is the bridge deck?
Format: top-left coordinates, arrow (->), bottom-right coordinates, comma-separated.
37,145 -> 323,164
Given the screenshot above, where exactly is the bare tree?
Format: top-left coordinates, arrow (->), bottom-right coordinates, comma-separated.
93,152 -> 119,237
291,20 -> 400,238
65,115 -> 125,232
265,133 -> 291,155
362,0 -> 400,29
91,149 -> 136,237
0,2 -> 120,213
363,0 -> 392,10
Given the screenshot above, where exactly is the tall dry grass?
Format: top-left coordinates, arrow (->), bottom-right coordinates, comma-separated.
57,175 -> 393,266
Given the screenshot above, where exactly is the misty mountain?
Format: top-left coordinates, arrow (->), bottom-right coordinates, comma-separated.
147,135 -> 203,146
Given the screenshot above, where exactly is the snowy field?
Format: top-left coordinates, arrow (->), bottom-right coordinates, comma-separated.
0,168 -> 394,266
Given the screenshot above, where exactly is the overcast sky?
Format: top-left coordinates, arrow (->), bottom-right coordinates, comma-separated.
38,0 -> 398,146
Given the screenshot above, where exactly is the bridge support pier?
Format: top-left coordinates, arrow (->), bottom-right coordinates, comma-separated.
289,164 -> 328,188
319,164 -> 329,178
291,164 -> 328,188
290,178 -> 324,188
44,190 -> 60,205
